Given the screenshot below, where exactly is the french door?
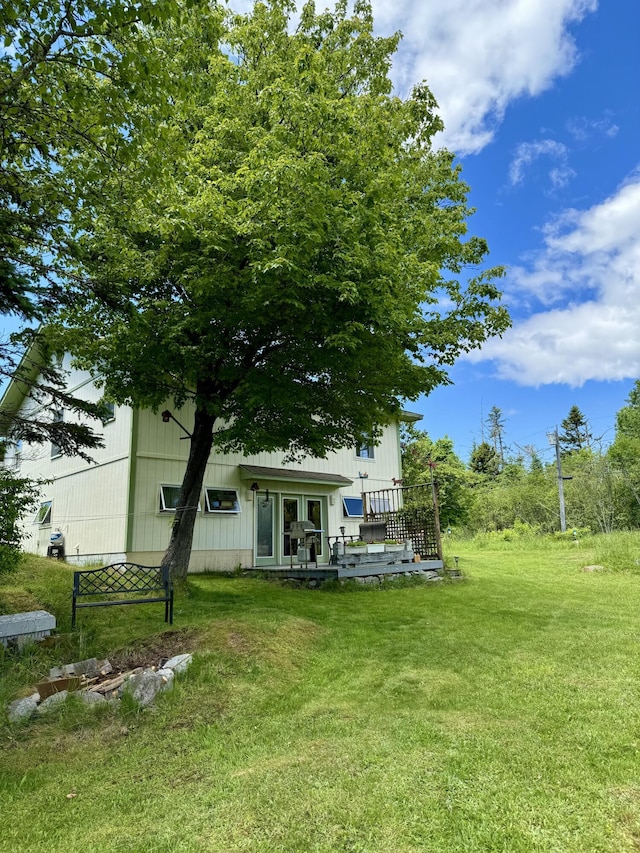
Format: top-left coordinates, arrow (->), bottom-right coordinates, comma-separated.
255,493 -> 326,566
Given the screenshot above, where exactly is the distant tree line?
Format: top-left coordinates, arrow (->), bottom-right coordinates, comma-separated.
401,386 -> 640,536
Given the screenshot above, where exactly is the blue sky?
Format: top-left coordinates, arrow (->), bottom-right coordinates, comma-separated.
226,0 -> 640,463
366,0 -> 639,464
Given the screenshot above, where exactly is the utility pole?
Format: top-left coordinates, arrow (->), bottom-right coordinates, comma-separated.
547,427 -> 567,532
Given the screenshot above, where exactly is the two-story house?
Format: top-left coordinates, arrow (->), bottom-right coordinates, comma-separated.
1,353 -> 424,572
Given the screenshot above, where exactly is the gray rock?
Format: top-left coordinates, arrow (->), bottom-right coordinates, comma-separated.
0,610 -> 56,648
37,690 -> 69,713
8,694 -> 39,722
81,691 -> 107,706
125,669 -> 173,707
163,653 -> 192,674
156,668 -> 175,688
72,657 -> 99,677
49,666 -> 64,679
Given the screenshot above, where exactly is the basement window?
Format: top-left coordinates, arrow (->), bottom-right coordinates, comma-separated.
205,488 -> 241,514
369,496 -> 391,513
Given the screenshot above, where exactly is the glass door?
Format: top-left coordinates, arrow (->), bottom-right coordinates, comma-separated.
306,497 -> 323,560
282,496 -> 300,559
255,494 -> 276,566
255,493 -> 327,566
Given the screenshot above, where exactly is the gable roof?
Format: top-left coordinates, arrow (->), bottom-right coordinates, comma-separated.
0,332 -> 46,436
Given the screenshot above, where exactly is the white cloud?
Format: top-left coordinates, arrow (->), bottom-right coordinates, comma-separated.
371,0 -> 598,154
467,177 -> 640,386
508,139 -> 574,187
566,115 -> 619,142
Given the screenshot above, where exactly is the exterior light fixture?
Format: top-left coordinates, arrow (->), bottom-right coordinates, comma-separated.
160,410 -> 192,439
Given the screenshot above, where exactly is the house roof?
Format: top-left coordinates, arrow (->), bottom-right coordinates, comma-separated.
239,464 -> 352,487
0,332 -> 46,435
399,410 -> 423,423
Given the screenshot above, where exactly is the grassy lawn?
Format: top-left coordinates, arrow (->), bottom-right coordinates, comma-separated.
2,537 -> 640,852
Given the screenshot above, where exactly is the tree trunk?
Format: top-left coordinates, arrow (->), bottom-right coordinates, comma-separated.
161,406 -> 216,580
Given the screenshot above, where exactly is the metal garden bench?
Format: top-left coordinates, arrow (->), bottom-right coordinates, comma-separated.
71,562 -> 174,629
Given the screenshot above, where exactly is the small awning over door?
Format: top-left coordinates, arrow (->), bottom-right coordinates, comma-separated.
239,465 -> 352,487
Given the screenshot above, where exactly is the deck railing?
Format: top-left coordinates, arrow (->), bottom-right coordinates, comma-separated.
362,483 -> 442,561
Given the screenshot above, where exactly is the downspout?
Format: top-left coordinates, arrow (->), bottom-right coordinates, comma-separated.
124,408 -> 139,557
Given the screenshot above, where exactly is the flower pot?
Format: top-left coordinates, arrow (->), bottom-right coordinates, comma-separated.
385,543 -> 404,553
345,545 -> 367,556
367,543 -> 385,554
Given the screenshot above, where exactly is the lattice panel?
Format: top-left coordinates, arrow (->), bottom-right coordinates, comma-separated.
77,563 -> 165,595
367,507 -> 439,560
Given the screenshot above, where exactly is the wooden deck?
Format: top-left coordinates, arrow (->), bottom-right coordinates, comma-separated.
244,549 -> 443,581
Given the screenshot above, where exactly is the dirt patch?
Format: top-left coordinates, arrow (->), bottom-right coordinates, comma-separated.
226,631 -> 252,655
108,627 -> 199,671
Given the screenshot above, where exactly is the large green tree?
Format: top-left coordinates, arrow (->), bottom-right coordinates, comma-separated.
609,380 -> 640,526
469,441 -> 500,478
54,0 -> 510,578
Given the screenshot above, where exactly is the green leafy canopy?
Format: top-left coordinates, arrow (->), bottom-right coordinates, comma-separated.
55,0 -> 509,459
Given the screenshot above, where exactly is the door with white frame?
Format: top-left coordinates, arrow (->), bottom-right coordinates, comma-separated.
255,493 -> 326,566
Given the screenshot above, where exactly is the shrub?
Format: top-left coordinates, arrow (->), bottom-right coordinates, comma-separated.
0,469 -> 40,575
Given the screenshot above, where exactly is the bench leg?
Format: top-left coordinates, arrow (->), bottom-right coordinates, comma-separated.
71,595 -> 77,630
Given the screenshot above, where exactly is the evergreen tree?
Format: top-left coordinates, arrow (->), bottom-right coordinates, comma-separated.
469,442 -> 500,478
486,405 -> 506,469
559,405 -> 592,454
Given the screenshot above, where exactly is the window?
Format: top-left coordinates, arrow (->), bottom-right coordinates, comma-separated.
158,485 -> 201,513
356,442 -> 375,460
342,496 -> 364,518
369,496 -> 391,513
205,488 -> 241,514
13,440 -> 22,471
50,409 -> 63,458
35,500 -> 52,525
100,400 -> 116,424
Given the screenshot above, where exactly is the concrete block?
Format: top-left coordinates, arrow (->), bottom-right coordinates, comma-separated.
0,611 -> 56,647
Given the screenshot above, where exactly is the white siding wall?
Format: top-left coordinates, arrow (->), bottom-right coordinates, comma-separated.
129,406 -> 403,571
7,360 -> 406,570
10,357 -> 133,561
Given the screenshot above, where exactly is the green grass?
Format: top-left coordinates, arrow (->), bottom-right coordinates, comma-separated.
2,537 -> 640,851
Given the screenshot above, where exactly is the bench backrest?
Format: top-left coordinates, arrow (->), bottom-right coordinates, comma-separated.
74,563 -> 170,597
